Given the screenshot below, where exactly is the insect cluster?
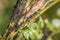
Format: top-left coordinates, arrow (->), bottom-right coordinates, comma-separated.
3,0 -> 55,39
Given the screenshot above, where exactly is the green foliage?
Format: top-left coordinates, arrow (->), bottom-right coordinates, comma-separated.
14,17 -> 44,40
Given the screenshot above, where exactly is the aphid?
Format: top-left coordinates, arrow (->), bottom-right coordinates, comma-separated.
26,0 -> 54,22
9,0 -> 27,27
23,0 -> 45,22
41,0 -> 54,9
5,0 -> 27,39
17,0 -> 55,30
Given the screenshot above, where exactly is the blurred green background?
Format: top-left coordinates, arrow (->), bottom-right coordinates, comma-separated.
0,0 -> 16,34
0,0 -> 60,40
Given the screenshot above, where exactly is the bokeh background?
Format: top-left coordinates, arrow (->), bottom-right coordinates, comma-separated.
0,0 -> 16,34
0,0 -> 60,40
